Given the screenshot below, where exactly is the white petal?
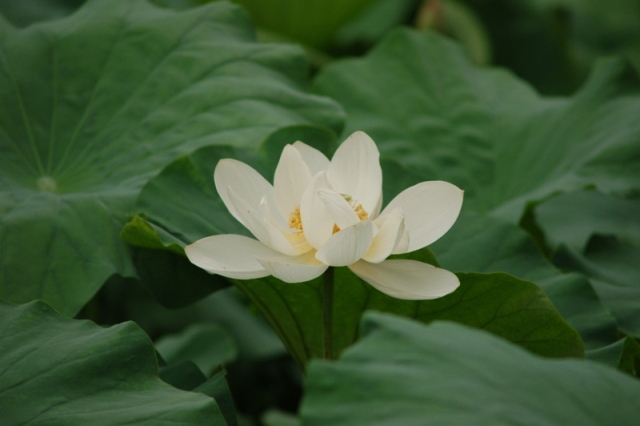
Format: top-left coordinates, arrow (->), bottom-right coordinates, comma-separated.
258,196 -> 289,233
229,188 -> 299,256
256,250 -> 328,283
362,208 -> 405,263
293,141 -> 330,176
300,172 -> 335,250
274,145 -> 313,220
391,228 -> 410,254
185,235 -> 273,279
214,159 -> 276,226
327,131 -> 382,217
381,181 -> 463,252
317,188 -> 360,230
260,197 -> 312,254
370,192 -> 383,220
349,259 -> 460,300
315,221 -> 376,267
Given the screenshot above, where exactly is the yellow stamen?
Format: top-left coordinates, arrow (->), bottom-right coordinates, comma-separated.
354,203 -> 368,221
288,205 -> 303,233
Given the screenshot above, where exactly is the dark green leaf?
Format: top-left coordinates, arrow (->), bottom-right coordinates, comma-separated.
133,246 -> 229,309
234,251 -> 583,367
535,190 -> 640,251
159,360 -> 208,391
300,312 -> 640,426
553,237 -> 640,337
0,0 -> 82,27
0,0 -> 343,316
193,290 -> 286,362
155,323 -> 237,375
313,29 -> 640,222
587,337 -> 640,376
263,410 -> 300,426
195,368 -> 238,426
312,28 -> 638,353
0,299 -> 226,425
432,210 -> 619,349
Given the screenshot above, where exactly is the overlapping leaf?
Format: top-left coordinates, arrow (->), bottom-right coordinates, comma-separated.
0,0 -> 343,315
587,336 -> 640,375
312,28 -> 640,348
533,191 -> 640,338
313,29 -> 640,222
235,267 -> 583,367
0,299 -> 226,425
155,323 -> 237,375
553,237 -> 640,337
431,210 -> 618,349
300,312 -> 640,426
535,191 -> 640,252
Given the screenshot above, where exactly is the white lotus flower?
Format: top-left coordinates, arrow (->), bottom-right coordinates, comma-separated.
185,131 -> 464,300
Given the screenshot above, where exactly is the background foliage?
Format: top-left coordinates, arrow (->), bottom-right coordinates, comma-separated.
1,0 -> 639,424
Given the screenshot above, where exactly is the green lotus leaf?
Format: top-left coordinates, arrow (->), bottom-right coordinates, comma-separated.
155,323 -> 237,375
535,190 -> 640,252
313,29 -> 640,222
0,299 -> 226,425
235,267 -> 584,367
431,209 -> 618,350
300,312 -> 640,425
312,27 -> 640,349
0,0 -> 343,316
587,336 -> 640,376
553,237 -> 640,337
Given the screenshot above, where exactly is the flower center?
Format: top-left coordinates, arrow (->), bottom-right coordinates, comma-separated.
333,194 -> 368,234
288,205 -> 303,233
288,194 -> 369,235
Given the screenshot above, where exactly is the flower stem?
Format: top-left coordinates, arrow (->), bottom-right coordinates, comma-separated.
323,266 -> 334,360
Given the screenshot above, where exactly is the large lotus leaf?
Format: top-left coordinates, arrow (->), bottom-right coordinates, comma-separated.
587,336 -> 640,376
155,323 -> 237,375
553,237 -> 640,337
235,268 -> 584,368
0,299 -> 226,425
431,209 -> 618,350
300,312 -> 640,426
0,0 -> 344,316
159,361 -> 238,426
533,190 -> 640,338
534,190 -> 640,251
312,29 -> 640,222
